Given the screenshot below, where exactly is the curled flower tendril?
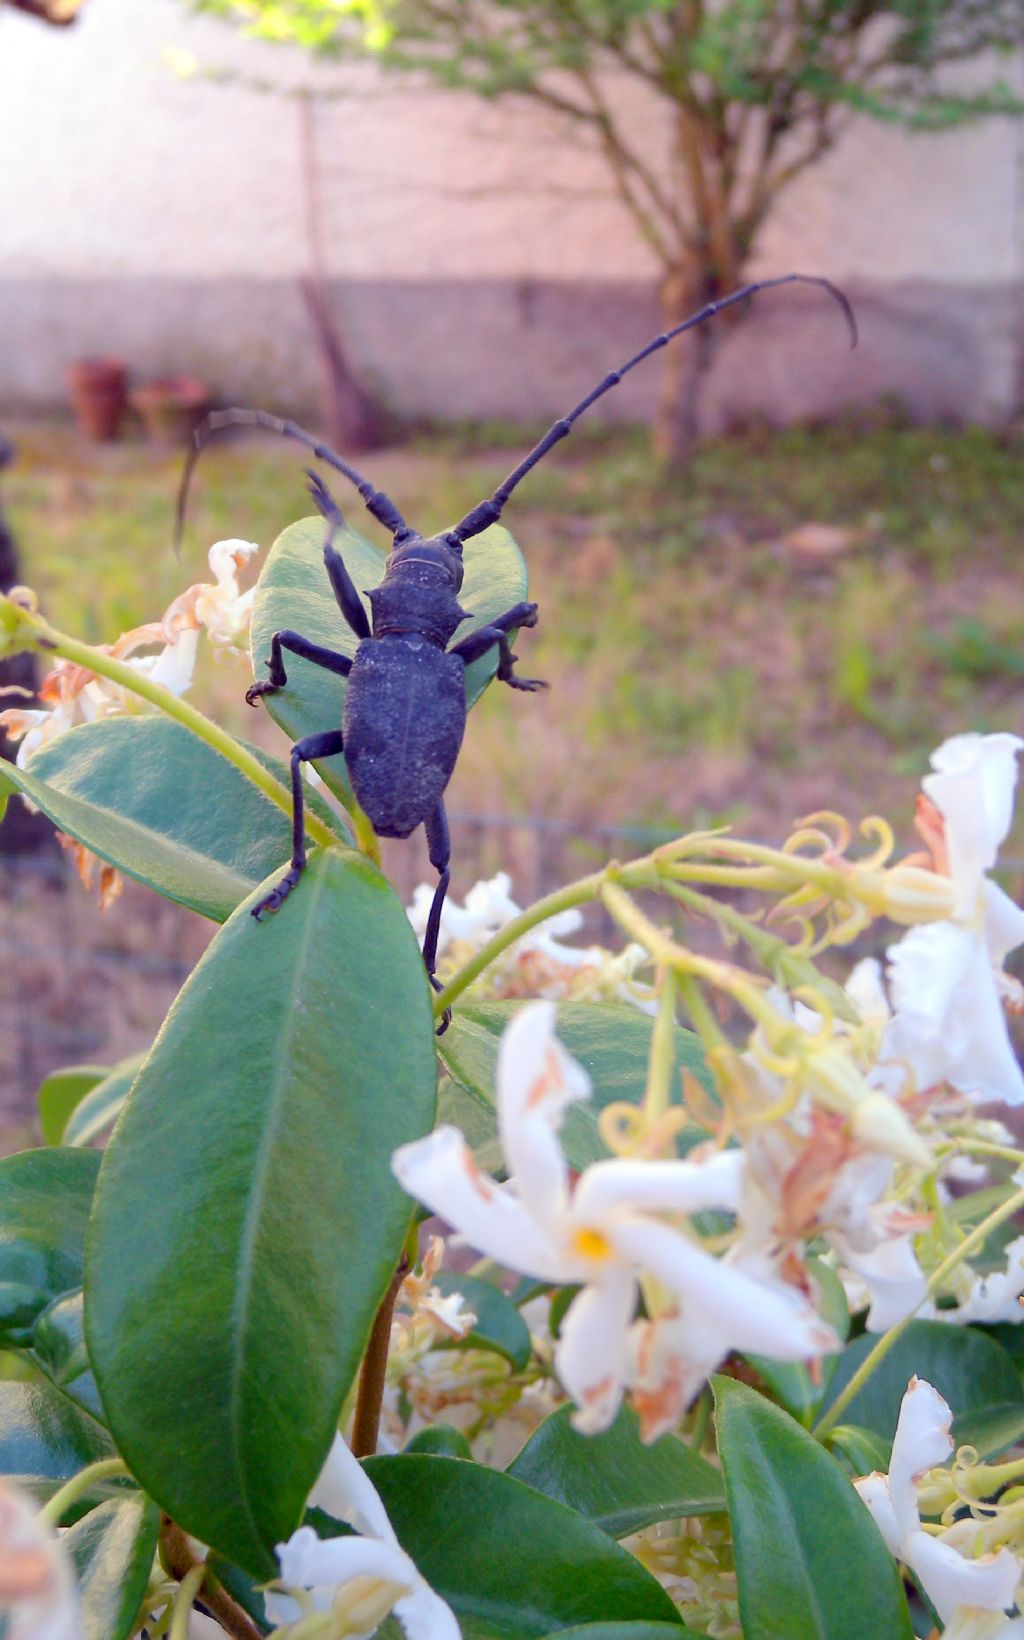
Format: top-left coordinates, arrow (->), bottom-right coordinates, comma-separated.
856,815 -> 896,868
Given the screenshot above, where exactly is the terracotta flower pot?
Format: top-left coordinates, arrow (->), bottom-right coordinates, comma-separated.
67,358 -> 127,442
130,377 -> 210,446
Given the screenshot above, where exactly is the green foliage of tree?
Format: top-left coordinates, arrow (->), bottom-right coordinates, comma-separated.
187,0 -> 1024,456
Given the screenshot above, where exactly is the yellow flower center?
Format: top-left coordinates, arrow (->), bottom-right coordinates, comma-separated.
572,1227 -> 614,1262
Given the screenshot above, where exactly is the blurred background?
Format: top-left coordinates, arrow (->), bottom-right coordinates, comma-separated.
1,0 -> 1023,1138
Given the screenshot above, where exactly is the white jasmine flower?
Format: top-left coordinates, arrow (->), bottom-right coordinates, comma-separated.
268,1435 -> 460,1640
392,1002 -> 837,1438
884,734 -> 1024,1106
0,1480 -> 80,1640
161,538 -> 259,650
855,1378 -> 1021,1632
919,1235 -> 1024,1327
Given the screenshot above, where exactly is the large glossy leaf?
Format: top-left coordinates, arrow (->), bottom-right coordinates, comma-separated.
37,1066 -> 107,1147
64,1495 -> 159,1640
63,1054 -> 146,1149
439,1002 -> 712,1171
816,1320 -> 1024,1451
32,1289 -> 104,1422
249,515 -> 529,800
86,850 -> 438,1577
4,716 -> 348,922
363,1455 -> 684,1637
0,1149 -> 100,1347
715,1378 -> 913,1640
544,1627 -> 703,1640
0,1380 -> 114,1506
507,1404 -> 724,1537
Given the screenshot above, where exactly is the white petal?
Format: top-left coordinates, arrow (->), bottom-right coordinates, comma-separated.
556,1271 -> 636,1434
0,1481 -> 80,1640
496,1003 -> 589,1235
830,1231 -> 928,1333
571,1149 -> 745,1223
845,958 -> 891,1028
393,1580 -> 462,1640
853,1472 -> 902,1556
276,1525 -> 414,1601
906,1531 -> 1020,1626
307,1435 -> 396,1542
391,1127 -> 577,1283
627,1312 -> 729,1440
924,733 -> 1023,916
610,1217 -> 838,1361
887,1378 -> 952,1544
886,923 -> 1024,1105
984,881 -> 1024,969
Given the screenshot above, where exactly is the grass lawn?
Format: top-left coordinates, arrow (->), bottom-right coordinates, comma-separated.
6,413 -> 1024,860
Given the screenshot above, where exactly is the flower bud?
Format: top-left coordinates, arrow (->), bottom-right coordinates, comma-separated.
849,1092 -> 932,1169
881,865 -> 956,926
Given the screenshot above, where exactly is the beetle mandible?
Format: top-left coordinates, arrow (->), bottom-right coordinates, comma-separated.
177,272 -> 855,998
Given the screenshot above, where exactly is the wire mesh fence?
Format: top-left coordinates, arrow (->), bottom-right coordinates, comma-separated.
6,816 -> 1022,1151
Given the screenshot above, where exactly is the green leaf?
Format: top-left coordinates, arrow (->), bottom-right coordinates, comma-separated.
5,716 -> 348,922
0,1149 -> 100,1346
507,1404 -> 725,1537
715,1377 -> 913,1640
0,1379 -> 114,1506
63,1055 -> 145,1149
249,515 -> 529,800
944,1400 -> 1024,1460
64,1495 -> 160,1640
363,1454 -> 684,1636
85,850 -> 438,1577
822,1424 -> 890,1479
439,1002 -> 712,1170
543,1627 -> 703,1640
37,1066 -> 107,1146
817,1320 -> 1024,1450
32,1290 -> 105,1422
403,1424 -> 473,1459
431,1271 -> 532,1370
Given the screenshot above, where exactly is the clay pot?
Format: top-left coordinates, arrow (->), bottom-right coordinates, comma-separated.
67,358 -> 128,442
130,377 -> 210,446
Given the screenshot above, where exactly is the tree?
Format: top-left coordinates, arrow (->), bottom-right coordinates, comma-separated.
188,0 -> 1024,458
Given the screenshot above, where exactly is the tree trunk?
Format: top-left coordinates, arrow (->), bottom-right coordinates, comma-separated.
0,438 -> 53,854
652,257 -> 719,466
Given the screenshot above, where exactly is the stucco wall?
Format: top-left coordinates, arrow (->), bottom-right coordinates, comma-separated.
1,0 -> 1022,424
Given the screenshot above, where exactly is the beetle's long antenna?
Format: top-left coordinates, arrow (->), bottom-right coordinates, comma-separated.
173,408 -> 408,555
449,273 -> 857,546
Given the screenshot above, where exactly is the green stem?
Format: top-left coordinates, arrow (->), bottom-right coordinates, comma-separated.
39,1456 -> 130,1527
432,869 -> 609,1018
169,1564 -> 206,1640
13,608 -> 338,854
814,1186 -> 1024,1440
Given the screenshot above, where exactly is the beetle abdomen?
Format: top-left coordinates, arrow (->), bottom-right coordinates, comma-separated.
343,637 -> 466,838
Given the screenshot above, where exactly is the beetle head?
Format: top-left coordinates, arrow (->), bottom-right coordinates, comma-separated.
386,530 -> 465,593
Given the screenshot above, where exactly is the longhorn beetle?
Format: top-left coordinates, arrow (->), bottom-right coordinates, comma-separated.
177,272 -> 854,1004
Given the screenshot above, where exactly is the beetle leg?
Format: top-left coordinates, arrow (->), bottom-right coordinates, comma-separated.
251,728 -> 346,920
246,630 -> 352,706
423,801 -> 453,1035
449,602 -> 548,692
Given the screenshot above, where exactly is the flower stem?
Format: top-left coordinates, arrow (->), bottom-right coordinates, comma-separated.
431,870 -> 610,1018
814,1185 -> 1024,1440
38,1456 -> 130,1527
9,605 -> 339,854
351,1255 -> 410,1458
160,1518 -> 264,1640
